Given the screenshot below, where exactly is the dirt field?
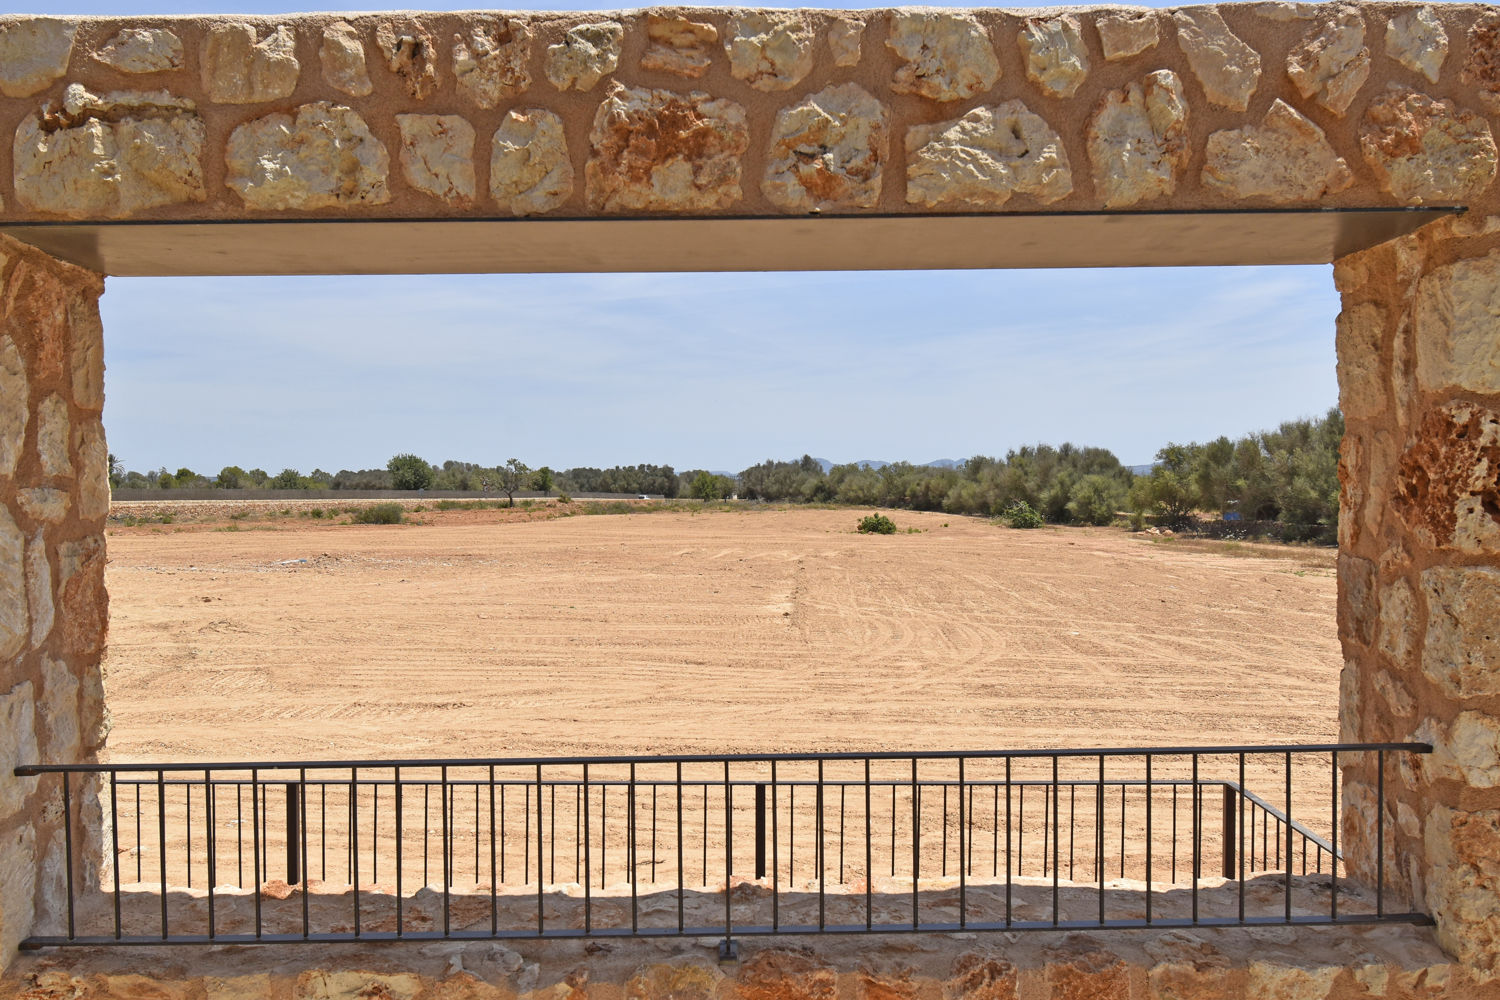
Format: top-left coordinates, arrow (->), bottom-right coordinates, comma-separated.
100,505 -> 1340,763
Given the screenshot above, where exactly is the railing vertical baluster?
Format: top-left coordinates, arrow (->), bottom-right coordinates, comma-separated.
500,783 -> 506,884
351,767 -> 361,939
157,770 -> 168,940
1171,783 -> 1177,883
1238,755 -> 1246,923
893,784 -> 899,879
286,782 -> 301,886
1068,785 -> 1075,881
866,759 -> 874,930
136,783 -> 142,885
723,759 -> 734,957
441,767 -> 450,936
1145,755 -> 1153,925
1003,757 -> 1010,928
490,767 -> 498,936
652,781 -> 658,884
395,766 -> 403,938
840,784 -> 846,884
992,784 -> 998,879
817,759 -> 825,930
1191,756 -> 1199,925
1284,752 -> 1293,923
236,783 -> 243,891
186,783 -> 192,890
536,763 -> 545,935
320,784 -> 326,881
754,782 -> 766,880
1053,758 -> 1061,925
629,762 -> 638,934
912,758 -> 919,930
942,783 -> 948,878
1331,750 -> 1339,922
584,762 -> 593,934
251,769 -> 261,939
1222,782 -> 1236,880
1377,749 -> 1385,919
1097,756 -> 1105,925
673,762 -> 681,934
110,774 -> 121,940
772,762 -> 780,932
61,773 -> 75,941
424,784 -> 430,888
373,781 -> 379,886
550,783 -> 556,886
299,772 -> 308,940
957,757 -> 966,929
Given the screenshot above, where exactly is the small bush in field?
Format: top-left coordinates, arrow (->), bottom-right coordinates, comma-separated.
857,513 -> 897,534
351,503 -> 404,525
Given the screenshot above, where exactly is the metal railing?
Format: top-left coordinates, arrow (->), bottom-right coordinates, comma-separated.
14,743 -> 1431,954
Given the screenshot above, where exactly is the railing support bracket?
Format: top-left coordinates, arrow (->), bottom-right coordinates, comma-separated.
718,939 -> 739,963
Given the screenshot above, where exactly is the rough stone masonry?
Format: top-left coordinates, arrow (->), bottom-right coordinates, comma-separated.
4,3 -> 1500,998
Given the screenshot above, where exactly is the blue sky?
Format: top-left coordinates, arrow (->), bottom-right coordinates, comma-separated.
51,0 -> 1340,475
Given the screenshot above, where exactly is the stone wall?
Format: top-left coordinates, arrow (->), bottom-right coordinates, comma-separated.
0,234 -> 109,964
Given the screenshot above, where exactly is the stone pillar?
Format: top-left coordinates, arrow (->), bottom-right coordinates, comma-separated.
0,234 -> 109,970
1336,213 -> 1500,971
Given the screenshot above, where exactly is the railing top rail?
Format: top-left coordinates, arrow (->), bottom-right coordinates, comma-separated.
14,741 -> 1431,776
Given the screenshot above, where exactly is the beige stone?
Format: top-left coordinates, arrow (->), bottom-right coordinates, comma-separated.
1423,566 -> 1500,698
1149,961 -> 1230,1000
1286,10 -> 1369,117
0,824 -> 37,964
319,22 -> 372,98
14,87 -> 206,219
0,506 -> 26,661
1414,251 -> 1500,394
828,18 -> 865,68
1424,805 -> 1500,971
0,336 -> 26,478
906,101 -> 1071,208
57,534 -> 104,657
69,294 -> 103,413
226,102 -> 390,211
491,110 -> 573,217
1373,669 -> 1414,718
1244,961 -> 1339,1000
74,418 -> 109,520
1019,16 -> 1089,99
35,394 -> 69,478
206,975 -> 274,1000
1339,552 -> 1377,646
202,23 -> 298,104
1431,712 -> 1500,788
763,84 -> 887,212
1360,87 -> 1496,205
724,12 -> 815,92
641,16 -> 717,79
1086,70 -> 1187,209
295,971 -> 423,1000
587,85 -> 747,213
0,19 -> 76,98
25,531 -> 53,649
18,488 -> 67,524
1394,402 -> 1500,552
887,11 -> 1000,103
1338,660 -> 1360,744
39,666 -> 77,762
396,115 -> 475,206
376,20 -> 439,100
1202,99 -> 1352,202
545,21 -> 623,92
1377,575 -> 1419,667
97,27 -> 183,74
1334,300 -> 1384,419
1387,7 -> 1447,85
625,962 -> 723,1000
1173,8 -> 1262,111
1097,12 -> 1158,61
1464,12 -> 1500,115
454,21 -> 531,110
0,680 -> 37,812
944,954 -> 1017,1000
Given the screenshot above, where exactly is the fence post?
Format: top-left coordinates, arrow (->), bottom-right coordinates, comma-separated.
286,783 -> 301,885
1222,784 -> 1236,880
755,784 -> 767,880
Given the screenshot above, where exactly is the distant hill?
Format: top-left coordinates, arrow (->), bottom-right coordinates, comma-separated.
810,458 -> 961,473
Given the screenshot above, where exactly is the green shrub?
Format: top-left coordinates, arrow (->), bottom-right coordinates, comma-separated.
309,508 -> 325,519
351,503 -> 404,525
857,513 -> 897,534
556,492 -> 572,504
1129,511 -> 1147,531
1003,500 -> 1044,529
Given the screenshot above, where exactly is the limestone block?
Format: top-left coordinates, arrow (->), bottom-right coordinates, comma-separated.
625,962 -> 722,1000
1339,552 -> 1377,647
1360,87 -> 1496,205
586,85 -> 747,213
1338,660 -> 1360,744
38,657 -> 75,757
0,19 -> 76,98
68,294 -> 103,413
1019,16 -> 1089,99
96,27 -> 183,74
396,115 -> 475,206
724,13 -> 815,92
1149,961 -> 1231,1000
641,16 -> 717,79
1045,952 -> 1130,999
545,22 -> 622,92
491,110 -> 573,216
226,103 -> 390,211
1244,961 -> 1339,999
0,336 -> 27,478
14,87 -> 206,219
375,21 -> 437,100
0,506 -> 27,660
1286,10 -> 1369,117
1430,712 -> 1500,788
1464,12 -> 1500,115
1423,565 -> 1500,697
201,23 -> 298,104
828,18 -> 864,67
906,101 -> 1071,208
737,949 -> 837,1000
74,419 -> 109,520
35,394 -> 68,478
887,12 -> 1000,103
1202,100 -> 1352,202
1086,70 -> 1188,209
57,534 -> 104,657
763,84 -> 887,212
1387,7 -> 1447,85
1097,13 -> 1158,61
295,971 -> 423,1000
25,531 -> 53,647
1394,403 -> 1500,551
1414,252 -> 1500,394
944,954 -> 1017,1000
206,976 -> 274,999
1377,576 -> 1419,667
0,824 -> 37,964
0,681 -> 37,814
1424,805 -> 1500,971
18,489 -> 67,524
1173,9 -> 1261,111
319,22 -> 372,97
79,666 -> 108,754
454,21 -> 530,110
1334,300 -> 1385,419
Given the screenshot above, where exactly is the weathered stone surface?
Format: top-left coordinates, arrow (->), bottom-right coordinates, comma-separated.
376,20 -> 439,101
1377,576 -> 1419,667
68,295 -> 103,413
294,971 -> 423,1000
201,23 -> 298,104
1045,951 -> 1129,999
319,22 -> 372,98
454,21 -> 530,110
828,18 -> 864,68
0,824 -> 37,965
34,394 -> 68,479
1173,9 -> 1261,111
0,680 -> 37,813
396,115 -> 475,206
0,19 -> 76,98
763,84 -> 887,212
624,962 -> 722,1000
1086,70 -> 1187,208
1414,251 -> 1500,394
96,27 -> 183,74
724,13 -> 815,92
737,950 -> 836,1000
0,506 -> 26,660
1430,712 -> 1500,789
206,974 -> 273,1000
226,103 -> 390,211
491,109 -> 573,216
1338,660 -> 1360,744
1149,961 -> 1231,1000
25,531 -> 53,648
587,85 -> 747,213
74,419 -> 109,520
642,15 -> 717,79
17,489 -> 66,524
40,666 -> 77,761
1373,669 -> 1414,717
943,954 -> 1017,1000
0,336 -> 26,478
1387,7 -> 1447,85
545,21 -> 623,92
1244,961 -> 1339,1000
1424,805 -> 1500,971
1334,300 -> 1385,419
1396,404 -> 1500,552
57,534 -> 104,657
887,12 -> 1000,103
1202,100 -> 1352,202
1019,16 -> 1089,99
1286,10 -> 1369,117
906,101 -> 1071,208
1464,12 -> 1500,115
14,87 -> 206,219
1097,12 -> 1158,61
1339,552 -> 1377,647
1423,565 -> 1500,697
1360,87 -> 1497,205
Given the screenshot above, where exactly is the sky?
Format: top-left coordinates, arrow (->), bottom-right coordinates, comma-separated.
45,0 -> 1342,476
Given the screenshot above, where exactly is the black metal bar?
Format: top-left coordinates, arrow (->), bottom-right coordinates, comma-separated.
584,762 -> 593,934
1285,752 -> 1293,923
723,759 -> 733,949
251,769 -> 261,938
442,767 -> 450,937
772,762 -> 780,932
395,766 -> 403,938
490,766 -> 498,936
755,782 -> 766,880
673,762 -> 680,934
957,757 -> 966,929
62,773 -> 75,941
286,783 -> 301,885
1144,756 -> 1152,925
817,759 -> 825,931
1238,755 -> 1246,923
1004,757 -> 1011,928
1222,783 -> 1236,880
1331,750 -> 1339,921
299,773 -> 308,940
1097,756 -> 1105,925
1376,750 -> 1384,918
1052,756 -> 1060,924
158,770 -> 168,940
1191,756 -> 1199,925
186,783 -> 192,890
205,772 -> 216,940
911,759 -> 919,929
350,767 -> 360,938
536,763 -> 544,935
629,762 -> 638,934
